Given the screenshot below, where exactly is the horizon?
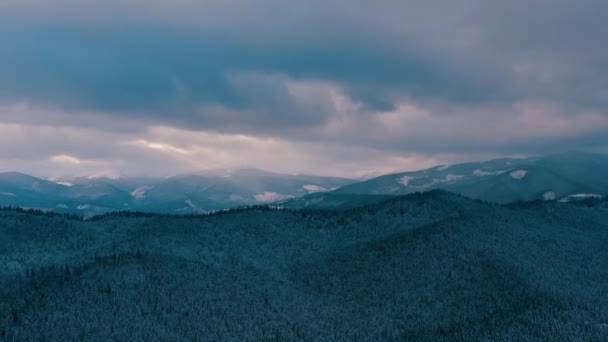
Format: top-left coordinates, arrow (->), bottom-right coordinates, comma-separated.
0,150 -> 605,181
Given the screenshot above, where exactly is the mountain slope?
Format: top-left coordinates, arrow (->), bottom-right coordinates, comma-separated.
0,172 -> 68,208
334,152 -> 608,203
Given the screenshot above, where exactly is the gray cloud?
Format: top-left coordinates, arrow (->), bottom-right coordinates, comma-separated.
0,22 -> 487,120
0,0 -> 607,176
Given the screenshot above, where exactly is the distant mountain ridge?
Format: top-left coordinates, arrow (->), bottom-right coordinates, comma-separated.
0,169 -> 354,216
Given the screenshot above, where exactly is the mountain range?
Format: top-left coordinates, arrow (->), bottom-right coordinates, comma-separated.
0,169 -> 353,217
1,152 -> 607,215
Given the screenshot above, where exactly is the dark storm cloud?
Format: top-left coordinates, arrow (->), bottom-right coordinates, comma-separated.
1,0 -> 606,119
0,16 -> 499,133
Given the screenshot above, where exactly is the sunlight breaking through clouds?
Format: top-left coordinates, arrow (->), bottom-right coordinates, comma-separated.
50,154 -> 82,165
131,139 -> 191,155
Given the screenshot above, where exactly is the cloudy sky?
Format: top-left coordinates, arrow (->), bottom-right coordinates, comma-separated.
1,0 -> 607,179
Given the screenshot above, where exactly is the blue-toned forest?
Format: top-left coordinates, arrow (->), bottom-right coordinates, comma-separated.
1,191 -> 608,341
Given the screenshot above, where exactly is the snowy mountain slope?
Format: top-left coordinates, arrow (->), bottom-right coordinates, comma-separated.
333,152 -> 608,203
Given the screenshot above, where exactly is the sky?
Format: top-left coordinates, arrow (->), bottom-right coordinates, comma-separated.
1,0 -> 607,179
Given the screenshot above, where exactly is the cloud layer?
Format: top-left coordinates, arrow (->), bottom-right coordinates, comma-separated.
0,0 -> 607,177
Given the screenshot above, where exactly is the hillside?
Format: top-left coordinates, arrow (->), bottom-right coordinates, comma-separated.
334,152 -> 608,203
275,192 -> 394,210
1,191 -> 608,341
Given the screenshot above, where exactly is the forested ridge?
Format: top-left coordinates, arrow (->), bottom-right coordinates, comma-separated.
1,190 -> 607,341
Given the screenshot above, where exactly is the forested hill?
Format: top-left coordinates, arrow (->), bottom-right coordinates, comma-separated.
2,191 -> 608,341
